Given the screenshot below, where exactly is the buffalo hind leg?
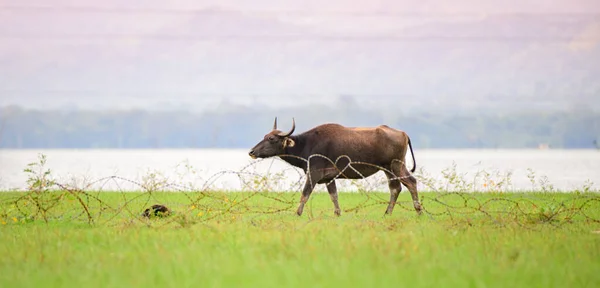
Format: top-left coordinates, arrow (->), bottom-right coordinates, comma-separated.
326,181 -> 341,216
399,165 -> 423,215
384,169 -> 402,215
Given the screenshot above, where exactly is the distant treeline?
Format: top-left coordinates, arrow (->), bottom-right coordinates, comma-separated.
1,105 -> 599,149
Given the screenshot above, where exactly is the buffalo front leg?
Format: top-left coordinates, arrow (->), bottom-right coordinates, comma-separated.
326,181 -> 341,216
296,178 -> 317,216
400,165 -> 423,215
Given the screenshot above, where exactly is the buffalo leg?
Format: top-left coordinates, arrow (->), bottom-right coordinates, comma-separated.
296,178 -> 317,216
326,181 -> 341,216
399,165 -> 423,215
384,170 -> 403,215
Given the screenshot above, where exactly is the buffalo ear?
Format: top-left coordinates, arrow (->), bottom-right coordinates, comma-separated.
283,138 -> 295,148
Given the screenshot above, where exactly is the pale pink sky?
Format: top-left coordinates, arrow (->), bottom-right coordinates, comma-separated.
3,0 -> 600,12
3,0 -> 599,36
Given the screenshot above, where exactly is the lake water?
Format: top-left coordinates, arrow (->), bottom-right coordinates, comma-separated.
0,149 -> 599,192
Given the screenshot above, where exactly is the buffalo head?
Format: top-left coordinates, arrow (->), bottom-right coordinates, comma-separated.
249,117 -> 296,159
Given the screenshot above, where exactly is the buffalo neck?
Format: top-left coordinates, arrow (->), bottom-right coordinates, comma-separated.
279,134 -> 308,170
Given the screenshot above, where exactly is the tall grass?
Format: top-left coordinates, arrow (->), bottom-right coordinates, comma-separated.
1,191 -> 599,288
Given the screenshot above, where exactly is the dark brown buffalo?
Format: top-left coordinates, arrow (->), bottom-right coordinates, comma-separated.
249,117 -> 423,217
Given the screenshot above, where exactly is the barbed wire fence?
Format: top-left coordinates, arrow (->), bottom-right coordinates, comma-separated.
1,153 -> 598,231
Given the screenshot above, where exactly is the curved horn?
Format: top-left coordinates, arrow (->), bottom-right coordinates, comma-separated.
273,117 -> 278,130
277,118 -> 295,137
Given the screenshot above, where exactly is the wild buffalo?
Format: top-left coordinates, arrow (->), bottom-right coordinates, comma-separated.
249,117 -> 423,217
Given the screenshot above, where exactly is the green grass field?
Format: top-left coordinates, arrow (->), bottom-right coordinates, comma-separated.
1,190 -> 599,288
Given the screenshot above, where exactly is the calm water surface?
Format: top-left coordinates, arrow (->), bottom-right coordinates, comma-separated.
0,149 -> 599,192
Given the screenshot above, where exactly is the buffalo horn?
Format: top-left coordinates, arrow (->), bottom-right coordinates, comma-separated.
277,118 -> 295,137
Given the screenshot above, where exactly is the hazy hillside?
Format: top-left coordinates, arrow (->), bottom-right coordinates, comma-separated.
0,1 -> 599,112
1,105 -> 599,149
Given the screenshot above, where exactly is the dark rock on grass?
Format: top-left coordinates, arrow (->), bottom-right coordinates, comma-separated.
142,204 -> 171,218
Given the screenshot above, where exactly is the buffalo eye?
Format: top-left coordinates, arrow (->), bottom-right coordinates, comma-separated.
268,135 -> 276,142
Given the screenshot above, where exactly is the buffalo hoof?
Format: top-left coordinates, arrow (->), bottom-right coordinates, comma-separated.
414,202 -> 423,215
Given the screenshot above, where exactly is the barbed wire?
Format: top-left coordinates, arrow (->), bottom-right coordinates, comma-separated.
0,153 -> 598,230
